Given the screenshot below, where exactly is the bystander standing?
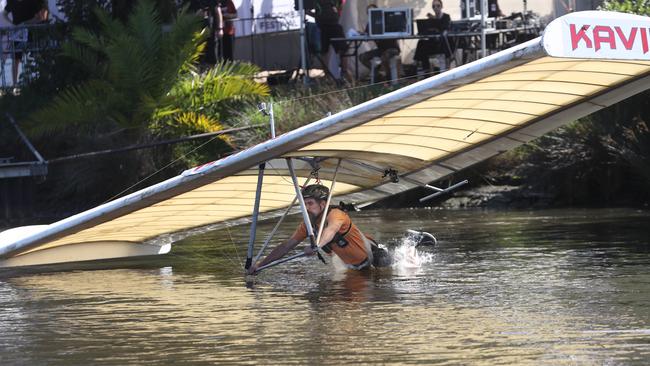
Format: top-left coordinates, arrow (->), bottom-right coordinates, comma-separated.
2,0 -> 48,92
218,0 -> 236,61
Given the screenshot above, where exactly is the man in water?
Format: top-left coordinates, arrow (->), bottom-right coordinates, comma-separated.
248,184 -> 390,274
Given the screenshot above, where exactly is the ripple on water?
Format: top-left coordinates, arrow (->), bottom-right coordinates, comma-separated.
1,208 -> 650,365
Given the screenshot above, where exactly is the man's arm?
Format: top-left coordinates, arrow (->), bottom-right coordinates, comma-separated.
317,216 -> 343,248
248,237 -> 302,274
302,214 -> 343,256
441,13 -> 451,30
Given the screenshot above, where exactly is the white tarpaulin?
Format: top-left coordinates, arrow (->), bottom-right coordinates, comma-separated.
228,0 -> 554,37
232,0 -> 301,36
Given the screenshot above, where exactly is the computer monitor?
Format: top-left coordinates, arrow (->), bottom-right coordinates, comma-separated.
368,8 -> 413,37
461,0 -> 501,18
416,18 -> 447,35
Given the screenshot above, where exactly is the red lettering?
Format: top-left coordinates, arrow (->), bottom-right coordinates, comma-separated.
570,24 -> 592,50
615,26 -> 637,50
593,25 -> 616,51
643,27 -> 650,53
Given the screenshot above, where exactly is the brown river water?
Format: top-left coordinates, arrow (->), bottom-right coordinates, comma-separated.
1,208 -> 649,365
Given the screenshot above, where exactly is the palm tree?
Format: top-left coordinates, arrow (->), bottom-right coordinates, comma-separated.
153,61 -> 271,138
30,0 -> 269,142
26,0 -> 269,212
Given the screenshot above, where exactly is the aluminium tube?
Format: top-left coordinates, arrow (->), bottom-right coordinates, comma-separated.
481,0 -> 486,58
286,158 -> 325,263
254,252 -> 308,273
253,176 -> 313,264
286,158 -> 316,246
269,103 -> 276,138
245,163 -> 266,269
315,159 -> 341,246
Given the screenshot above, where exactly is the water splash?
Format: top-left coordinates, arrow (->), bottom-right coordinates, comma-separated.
390,233 -> 435,270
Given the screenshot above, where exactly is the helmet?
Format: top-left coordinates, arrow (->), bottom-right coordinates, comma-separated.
301,184 -> 329,201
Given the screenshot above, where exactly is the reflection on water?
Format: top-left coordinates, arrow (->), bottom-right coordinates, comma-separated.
1,208 -> 650,365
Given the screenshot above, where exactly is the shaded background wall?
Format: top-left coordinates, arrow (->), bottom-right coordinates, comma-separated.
231,0 -> 566,71
1,1 -> 604,83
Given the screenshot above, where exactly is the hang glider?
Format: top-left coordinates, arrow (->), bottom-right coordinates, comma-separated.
2,11 -> 650,268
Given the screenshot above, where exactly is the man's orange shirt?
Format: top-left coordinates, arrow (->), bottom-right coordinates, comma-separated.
290,209 -> 368,265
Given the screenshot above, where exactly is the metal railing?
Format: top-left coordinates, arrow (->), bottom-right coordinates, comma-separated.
1,23 -> 61,91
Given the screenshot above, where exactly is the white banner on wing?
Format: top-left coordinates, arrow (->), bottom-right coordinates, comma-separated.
543,11 -> 650,60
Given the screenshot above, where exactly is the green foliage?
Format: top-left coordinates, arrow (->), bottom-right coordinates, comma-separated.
30,1 -> 202,136
493,90 -> 650,205
56,0 -> 177,25
30,0 -> 268,142
55,0 -> 112,28
10,1 -> 270,214
600,0 -> 650,15
153,62 -> 270,137
226,79 -> 399,149
474,1 -> 650,206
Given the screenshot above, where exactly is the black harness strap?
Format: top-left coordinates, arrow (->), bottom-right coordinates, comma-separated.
314,208 -> 352,254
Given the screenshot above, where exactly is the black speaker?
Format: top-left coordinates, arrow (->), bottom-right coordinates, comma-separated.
294,0 -> 316,11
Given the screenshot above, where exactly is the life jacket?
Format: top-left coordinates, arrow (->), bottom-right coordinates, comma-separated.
290,206 -> 370,267
318,209 -> 352,254
312,207 -> 351,254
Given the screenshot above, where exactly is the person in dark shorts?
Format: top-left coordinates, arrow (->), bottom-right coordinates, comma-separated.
186,0 -> 222,66
307,0 -> 346,83
217,0 -> 236,61
2,0 -> 48,89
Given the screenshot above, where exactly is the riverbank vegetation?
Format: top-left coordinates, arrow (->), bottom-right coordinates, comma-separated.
376,0 -> 650,209
471,0 -> 650,208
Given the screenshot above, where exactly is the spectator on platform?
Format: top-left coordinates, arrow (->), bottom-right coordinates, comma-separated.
218,0 -> 236,61
413,0 -> 451,74
359,4 -> 400,82
2,0 -> 48,90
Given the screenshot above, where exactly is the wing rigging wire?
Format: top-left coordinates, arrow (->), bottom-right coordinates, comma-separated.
100,70 -> 439,205
102,133 -> 232,204
271,68 -> 449,107
224,225 -> 243,265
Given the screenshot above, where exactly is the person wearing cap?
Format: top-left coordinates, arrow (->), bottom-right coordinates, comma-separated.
248,184 -> 389,274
